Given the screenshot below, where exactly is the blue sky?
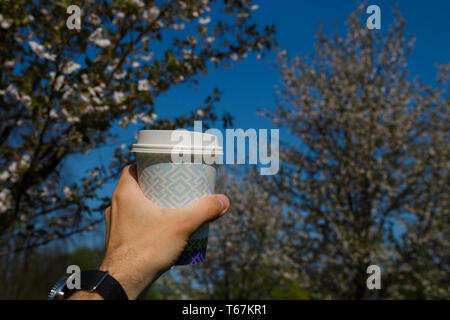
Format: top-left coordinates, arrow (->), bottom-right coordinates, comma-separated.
68,0 -> 450,247
152,0 -> 449,130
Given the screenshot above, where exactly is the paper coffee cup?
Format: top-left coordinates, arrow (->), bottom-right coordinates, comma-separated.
131,130 -> 223,265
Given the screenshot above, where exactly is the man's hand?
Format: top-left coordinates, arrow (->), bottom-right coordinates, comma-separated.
70,164 -> 229,300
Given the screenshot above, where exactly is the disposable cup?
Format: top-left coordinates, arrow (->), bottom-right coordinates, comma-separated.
131,130 -> 223,265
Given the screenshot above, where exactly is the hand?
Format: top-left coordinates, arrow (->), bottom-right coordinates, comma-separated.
71,164 -> 229,300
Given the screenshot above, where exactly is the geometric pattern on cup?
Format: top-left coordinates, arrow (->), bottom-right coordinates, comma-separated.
175,248 -> 207,265
136,153 -> 217,265
184,237 -> 208,251
137,162 -> 215,208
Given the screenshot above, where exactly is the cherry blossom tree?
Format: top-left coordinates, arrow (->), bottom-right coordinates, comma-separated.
159,169 -> 304,299
262,6 -> 449,299
0,0 -> 276,293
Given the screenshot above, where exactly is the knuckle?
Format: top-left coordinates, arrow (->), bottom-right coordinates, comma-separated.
171,214 -> 193,234
117,165 -> 132,183
111,189 -> 119,202
112,188 -> 126,204
205,196 -> 222,213
122,164 -> 132,174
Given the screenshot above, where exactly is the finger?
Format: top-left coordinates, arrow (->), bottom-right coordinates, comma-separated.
113,164 -> 160,211
116,164 -> 140,191
170,194 -> 230,234
114,164 -> 147,200
104,206 -> 111,248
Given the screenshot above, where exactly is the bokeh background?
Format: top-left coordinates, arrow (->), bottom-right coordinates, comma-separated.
0,0 -> 448,299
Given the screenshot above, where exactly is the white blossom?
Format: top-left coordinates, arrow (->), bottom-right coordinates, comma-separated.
20,154 -> 30,167
49,109 -> 58,119
0,171 -> 10,182
139,52 -> 154,62
55,75 -> 65,91
95,105 -> 109,112
113,11 -> 125,25
173,23 -> 185,30
20,94 -> 31,107
113,70 -> 127,80
113,91 -> 126,104
29,41 -> 56,61
63,186 -> 72,200
89,15 -> 101,26
6,154 -> 31,183
63,61 -> 81,74
1,84 -> 20,103
143,6 -> 160,21
116,11 -> 125,19
8,162 -> 17,177
94,38 -> 111,48
198,16 -> 211,25
61,108 -> 79,123
138,79 -> 151,91
81,74 -> 89,84
210,56 -> 220,65
182,49 -> 193,59
131,0 -> 145,7
40,186 -> 49,197
237,12 -> 250,19
88,28 -> 111,48
0,14 -> 12,29
4,60 -> 15,68
138,113 -> 154,125
106,58 -> 119,72
0,188 -> 11,213
88,170 -> 99,178
80,93 -> 90,104
179,1 -> 187,9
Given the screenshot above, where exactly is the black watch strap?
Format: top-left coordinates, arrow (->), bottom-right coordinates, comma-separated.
79,270 -> 128,300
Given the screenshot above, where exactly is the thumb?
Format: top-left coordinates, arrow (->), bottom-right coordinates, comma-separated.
172,194 -> 230,234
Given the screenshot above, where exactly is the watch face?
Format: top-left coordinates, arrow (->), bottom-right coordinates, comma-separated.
47,275 -> 69,300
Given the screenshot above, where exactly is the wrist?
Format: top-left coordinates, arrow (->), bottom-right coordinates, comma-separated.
60,269 -> 129,300
99,252 -> 159,300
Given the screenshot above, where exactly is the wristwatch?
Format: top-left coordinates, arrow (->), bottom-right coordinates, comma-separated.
47,270 -> 128,300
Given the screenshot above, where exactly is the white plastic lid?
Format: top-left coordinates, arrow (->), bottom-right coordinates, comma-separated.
131,130 -> 223,155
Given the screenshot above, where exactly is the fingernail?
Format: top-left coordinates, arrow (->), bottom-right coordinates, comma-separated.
216,194 -> 229,215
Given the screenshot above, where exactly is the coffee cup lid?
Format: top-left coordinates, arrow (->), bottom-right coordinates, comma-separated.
131,130 -> 223,155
